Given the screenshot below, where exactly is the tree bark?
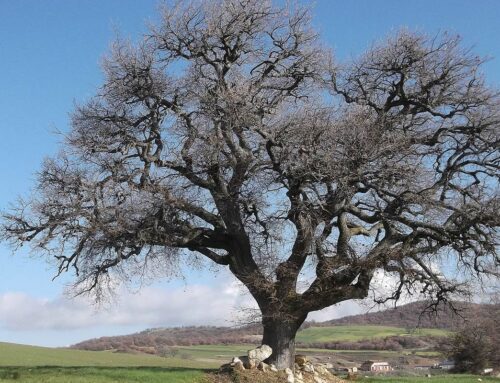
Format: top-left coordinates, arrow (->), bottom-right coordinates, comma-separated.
261,314 -> 306,369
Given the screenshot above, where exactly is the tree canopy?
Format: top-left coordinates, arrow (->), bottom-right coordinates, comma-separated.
2,0 -> 499,368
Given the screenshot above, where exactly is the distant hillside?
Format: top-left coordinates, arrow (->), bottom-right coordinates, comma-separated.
71,324 -> 262,353
71,301 -> 497,354
323,301 -> 499,330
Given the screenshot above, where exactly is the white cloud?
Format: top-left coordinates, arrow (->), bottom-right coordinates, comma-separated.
0,278 -> 369,335
308,300 -> 366,322
0,280 -> 256,332
0,266 -> 451,342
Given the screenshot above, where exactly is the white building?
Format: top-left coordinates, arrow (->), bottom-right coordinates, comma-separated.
360,361 -> 393,372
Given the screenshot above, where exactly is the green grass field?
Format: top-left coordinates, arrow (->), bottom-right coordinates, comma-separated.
357,375 -> 499,382
3,325 -> 448,370
174,344 -> 251,363
0,367 -> 206,383
0,342 -> 217,369
296,325 -> 449,343
1,327 -> 497,383
0,343 -> 210,382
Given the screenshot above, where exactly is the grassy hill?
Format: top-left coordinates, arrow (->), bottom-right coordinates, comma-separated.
325,301 -> 499,329
296,325 -> 449,343
0,367 -> 205,383
0,328 -> 448,369
1,342 -> 499,383
0,342 -> 212,383
0,342 -> 216,369
71,300 -> 492,354
71,324 -> 451,355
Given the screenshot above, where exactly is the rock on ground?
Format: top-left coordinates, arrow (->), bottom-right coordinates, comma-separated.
248,344 -> 273,363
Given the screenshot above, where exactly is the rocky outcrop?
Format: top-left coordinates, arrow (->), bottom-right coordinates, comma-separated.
220,345 -> 276,372
291,355 -> 345,383
219,346 -> 346,383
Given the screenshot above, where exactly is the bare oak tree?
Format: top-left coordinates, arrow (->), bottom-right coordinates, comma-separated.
2,0 -> 499,369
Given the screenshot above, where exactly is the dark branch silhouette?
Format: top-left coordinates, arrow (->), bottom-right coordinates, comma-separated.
2,0 -> 499,369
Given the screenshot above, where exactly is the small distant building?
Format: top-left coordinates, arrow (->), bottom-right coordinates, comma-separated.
438,360 -> 455,370
360,361 -> 393,372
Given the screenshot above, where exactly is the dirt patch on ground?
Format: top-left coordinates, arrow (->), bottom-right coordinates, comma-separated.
205,370 -> 347,383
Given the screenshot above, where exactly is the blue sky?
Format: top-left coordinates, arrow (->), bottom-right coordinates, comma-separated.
0,0 -> 499,347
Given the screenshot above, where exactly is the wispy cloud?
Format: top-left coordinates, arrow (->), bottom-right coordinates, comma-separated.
0,281 -> 253,332
0,269 -> 431,341
0,285 -> 371,334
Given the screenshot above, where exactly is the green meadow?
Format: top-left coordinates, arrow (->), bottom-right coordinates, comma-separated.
0,342 -> 216,368
1,327 -> 497,383
296,325 -> 449,343
1,325 -> 449,369
0,367 -> 206,383
0,343 -> 209,382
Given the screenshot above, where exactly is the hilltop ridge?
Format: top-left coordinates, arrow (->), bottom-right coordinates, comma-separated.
70,301 -> 498,354
321,301 -> 498,329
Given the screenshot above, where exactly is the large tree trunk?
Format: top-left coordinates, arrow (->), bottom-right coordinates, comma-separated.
261,314 -> 306,369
